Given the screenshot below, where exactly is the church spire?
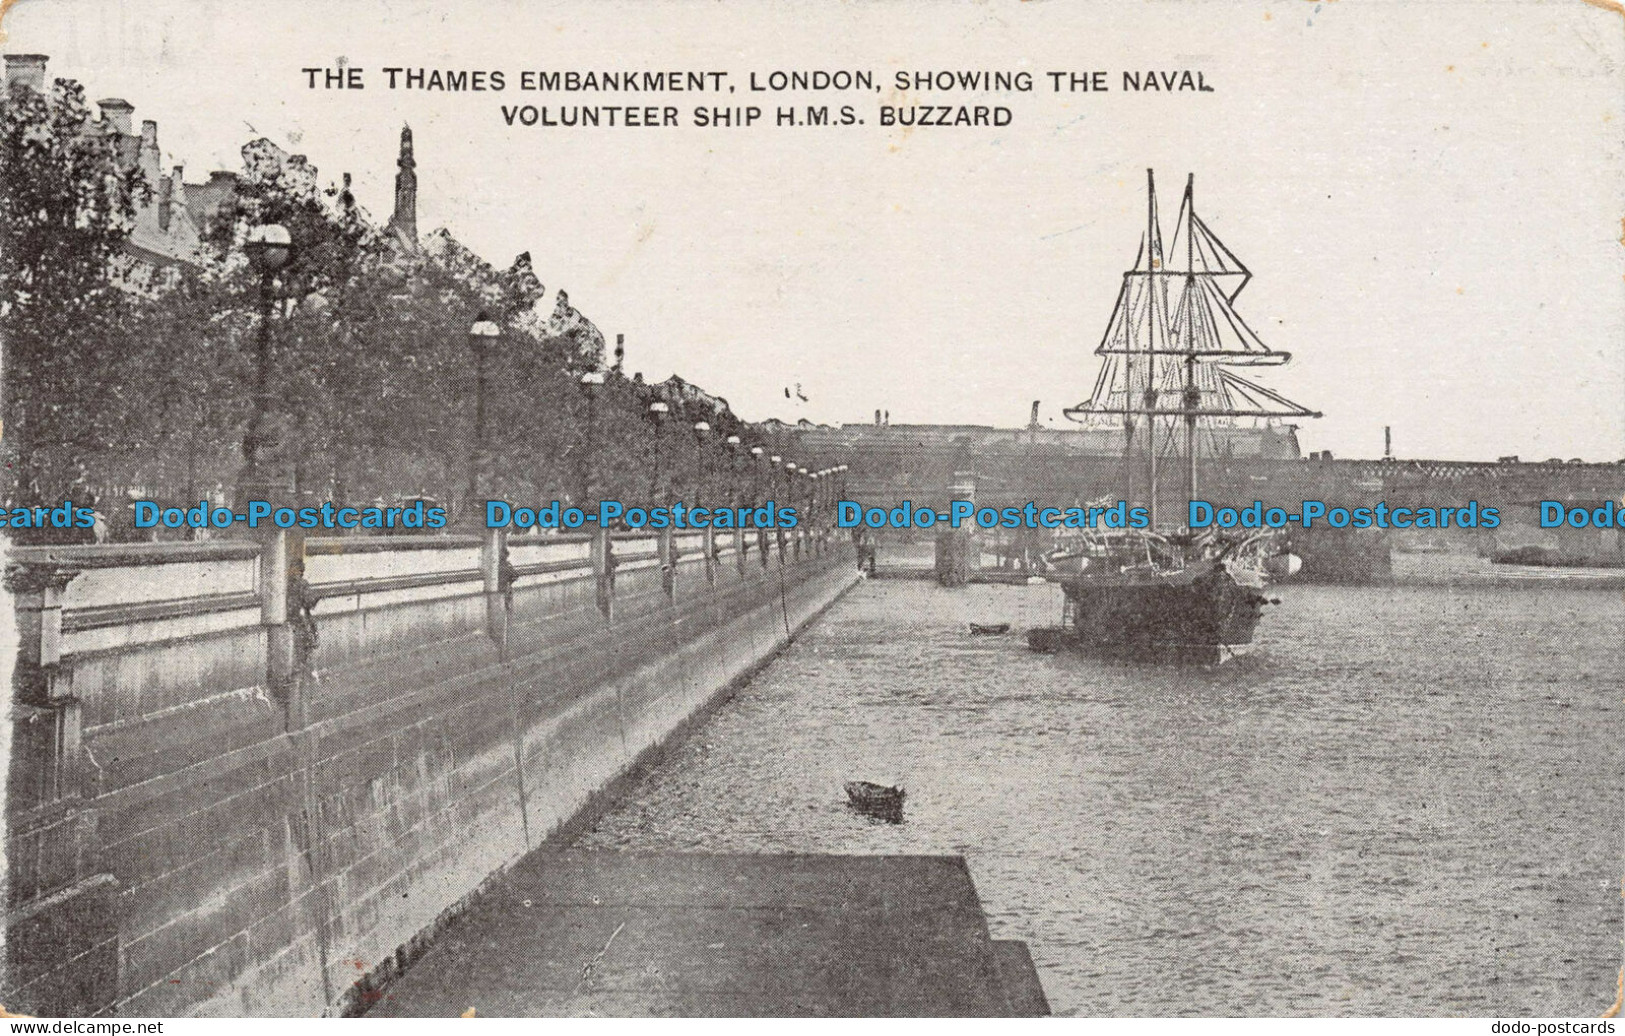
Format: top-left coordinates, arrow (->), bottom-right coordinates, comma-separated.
387,124 -> 418,249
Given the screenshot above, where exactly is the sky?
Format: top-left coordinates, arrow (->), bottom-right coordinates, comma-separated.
8,0 -> 1624,461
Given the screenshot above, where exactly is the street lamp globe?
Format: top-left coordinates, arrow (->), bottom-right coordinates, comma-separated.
469,311 -> 501,338
244,223 -> 292,272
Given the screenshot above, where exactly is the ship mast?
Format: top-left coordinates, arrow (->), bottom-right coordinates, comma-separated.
1122,294 -> 1135,509
1182,174 -> 1198,508
1144,169 -> 1160,529
1065,169 -> 1322,531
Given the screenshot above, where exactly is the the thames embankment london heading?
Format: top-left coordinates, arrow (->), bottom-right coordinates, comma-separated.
300,66 -> 1215,128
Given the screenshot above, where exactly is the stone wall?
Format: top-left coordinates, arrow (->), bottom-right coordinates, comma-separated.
2,528 -> 857,1016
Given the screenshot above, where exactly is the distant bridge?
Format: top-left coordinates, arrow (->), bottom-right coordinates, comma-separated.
788,425 -> 1625,512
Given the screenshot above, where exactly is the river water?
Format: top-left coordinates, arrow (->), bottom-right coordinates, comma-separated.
576,558 -> 1625,1016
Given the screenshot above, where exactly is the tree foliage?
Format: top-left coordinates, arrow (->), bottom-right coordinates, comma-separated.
0,78 -> 811,540
0,78 -> 144,517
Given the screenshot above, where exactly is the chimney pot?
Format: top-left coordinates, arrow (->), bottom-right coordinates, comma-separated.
4,54 -> 48,93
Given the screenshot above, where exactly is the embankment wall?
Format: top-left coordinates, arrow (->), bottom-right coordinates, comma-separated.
3,528 -> 856,1016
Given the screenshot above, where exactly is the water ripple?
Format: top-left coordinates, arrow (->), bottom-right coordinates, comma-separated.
576,578 -> 1625,1016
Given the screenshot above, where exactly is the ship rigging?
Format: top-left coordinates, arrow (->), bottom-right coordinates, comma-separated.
1064,169 -> 1321,529
1030,170 -> 1321,664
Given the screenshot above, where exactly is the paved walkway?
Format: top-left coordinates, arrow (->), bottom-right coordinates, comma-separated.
368,852 -> 1048,1017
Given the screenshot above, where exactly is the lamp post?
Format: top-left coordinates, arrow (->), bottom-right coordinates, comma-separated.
648,401 -> 669,507
691,420 -> 710,505
237,223 -> 299,705
724,435 -> 741,507
749,446 -> 764,507
466,312 -> 501,516
577,371 -> 604,506
238,223 -> 293,510
777,460 -> 796,562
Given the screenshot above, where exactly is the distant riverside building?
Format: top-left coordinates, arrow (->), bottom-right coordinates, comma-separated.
2,55 -> 612,363
797,421 -> 1303,461
4,54 -> 237,291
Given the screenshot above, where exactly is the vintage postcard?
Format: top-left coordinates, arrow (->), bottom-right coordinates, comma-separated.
0,0 -> 1621,1023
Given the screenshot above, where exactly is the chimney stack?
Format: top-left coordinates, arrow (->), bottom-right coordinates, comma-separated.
166,166 -> 187,230
138,119 -> 161,182
98,98 -> 134,135
1384,425 -> 1392,459
156,175 -> 173,231
4,54 -> 48,93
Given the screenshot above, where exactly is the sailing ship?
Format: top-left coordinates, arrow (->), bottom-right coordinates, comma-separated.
1028,170 -> 1320,663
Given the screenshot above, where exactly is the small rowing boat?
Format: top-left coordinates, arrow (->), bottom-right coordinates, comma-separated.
844,781 -> 905,822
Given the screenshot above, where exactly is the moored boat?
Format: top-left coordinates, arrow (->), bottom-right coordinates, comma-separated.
844,781 -> 906,822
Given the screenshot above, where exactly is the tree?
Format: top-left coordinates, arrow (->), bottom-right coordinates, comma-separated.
0,76 -> 145,531
1,91 -> 794,536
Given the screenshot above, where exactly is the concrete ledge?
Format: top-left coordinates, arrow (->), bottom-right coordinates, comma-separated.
368,853 -> 1049,1018
991,940 -> 1051,1017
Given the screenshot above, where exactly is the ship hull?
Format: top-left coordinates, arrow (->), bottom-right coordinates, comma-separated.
1029,565 -> 1268,664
